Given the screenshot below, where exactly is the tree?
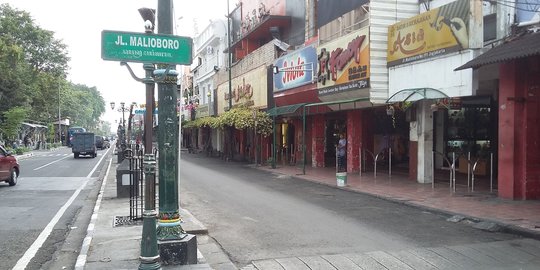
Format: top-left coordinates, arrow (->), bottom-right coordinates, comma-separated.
0,107 -> 28,142
0,4 -> 69,77
65,83 -> 105,129
0,4 -> 70,125
0,4 -> 106,136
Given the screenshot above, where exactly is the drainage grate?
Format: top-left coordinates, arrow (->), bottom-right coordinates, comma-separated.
113,215 -> 142,227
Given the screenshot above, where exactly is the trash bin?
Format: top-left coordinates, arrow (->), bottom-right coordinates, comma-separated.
116,159 -> 131,198
336,172 -> 347,187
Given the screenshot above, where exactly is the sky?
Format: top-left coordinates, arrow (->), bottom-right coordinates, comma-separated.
1,0 -> 233,131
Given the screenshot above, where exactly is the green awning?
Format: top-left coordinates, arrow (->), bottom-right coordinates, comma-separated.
267,103 -> 307,116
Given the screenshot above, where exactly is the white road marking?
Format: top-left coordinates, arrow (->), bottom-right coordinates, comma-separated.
86,147 -> 111,178
12,179 -> 89,270
33,154 -> 71,170
14,147 -> 111,269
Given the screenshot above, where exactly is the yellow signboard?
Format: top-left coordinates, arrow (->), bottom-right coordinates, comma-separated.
316,28 -> 370,97
217,65 -> 268,114
387,0 -> 469,67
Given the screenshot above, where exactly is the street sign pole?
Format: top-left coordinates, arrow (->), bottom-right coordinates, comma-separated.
101,5 -> 193,266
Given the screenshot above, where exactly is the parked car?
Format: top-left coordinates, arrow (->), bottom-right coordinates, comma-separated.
0,145 -> 20,186
72,132 -> 97,158
95,135 -> 105,150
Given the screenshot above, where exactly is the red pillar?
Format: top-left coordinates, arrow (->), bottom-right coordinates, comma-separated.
524,57 -> 540,199
498,60 -> 530,199
311,114 -> 325,167
347,110 -> 362,173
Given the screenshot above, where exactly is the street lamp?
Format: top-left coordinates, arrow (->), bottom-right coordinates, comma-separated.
110,101 -> 129,128
227,0 -> 233,160
120,102 -> 127,127
111,101 -> 130,149
137,6 -> 161,270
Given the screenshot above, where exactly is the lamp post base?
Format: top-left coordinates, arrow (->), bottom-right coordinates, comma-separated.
158,234 -> 197,265
138,209 -> 161,270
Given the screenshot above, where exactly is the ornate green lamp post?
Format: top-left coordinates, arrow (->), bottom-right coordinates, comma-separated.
155,0 -> 196,265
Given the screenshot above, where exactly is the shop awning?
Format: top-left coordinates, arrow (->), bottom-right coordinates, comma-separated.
386,88 -> 449,103
266,103 -> 307,117
455,31 -> 540,70
305,97 -> 371,108
22,122 -> 47,128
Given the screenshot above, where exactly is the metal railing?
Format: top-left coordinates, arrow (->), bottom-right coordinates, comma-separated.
433,151 -> 495,193
124,143 -> 159,220
360,147 -> 392,178
432,151 -> 456,191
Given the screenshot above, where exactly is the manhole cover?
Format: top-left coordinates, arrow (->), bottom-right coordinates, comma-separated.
113,215 -> 142,227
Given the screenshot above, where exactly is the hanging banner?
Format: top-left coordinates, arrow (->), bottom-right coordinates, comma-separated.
387,0 -> 470,67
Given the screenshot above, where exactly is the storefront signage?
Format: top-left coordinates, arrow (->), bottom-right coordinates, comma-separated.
224,78 -> 254,102
273,45 -> 317,92
217,66 -> 268,114
316,28 -> 370,97
437,98 -> 462,109
196,104 -> 210,118
387,0 -> 470,67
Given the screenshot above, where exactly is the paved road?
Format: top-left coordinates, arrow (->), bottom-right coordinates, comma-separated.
0,147 -> 111,270
179,154 -> 540,269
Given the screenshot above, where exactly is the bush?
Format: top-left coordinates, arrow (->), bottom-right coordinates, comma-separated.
15,148 -> 24,155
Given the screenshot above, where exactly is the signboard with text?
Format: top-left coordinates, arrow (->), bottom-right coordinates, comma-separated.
101,30 -> 193,65
316,28 -> 370,98
273,45 -> 317,92
387,0 -> 470,67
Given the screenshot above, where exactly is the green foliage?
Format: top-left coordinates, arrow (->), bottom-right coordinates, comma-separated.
183,117 -> 220,129
0,4 -> 106,137
0,107 -> 28,140
183,107 -> 273,136
47,123 -> 55,142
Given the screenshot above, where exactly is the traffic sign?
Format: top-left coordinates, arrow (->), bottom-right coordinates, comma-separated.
101,30 -> 193,65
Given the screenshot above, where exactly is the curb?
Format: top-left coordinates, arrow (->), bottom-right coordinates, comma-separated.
16,153 -> 34,160
74,158 -> 112,270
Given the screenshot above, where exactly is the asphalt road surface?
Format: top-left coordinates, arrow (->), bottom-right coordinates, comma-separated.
0,147 -> 111,270
179,154 -> 536,269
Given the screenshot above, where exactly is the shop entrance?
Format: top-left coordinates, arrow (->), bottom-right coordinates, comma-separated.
435,96 -> 497,188
324,116 -> 346,168
279,123 -> 296,165
371,107 -> 410,174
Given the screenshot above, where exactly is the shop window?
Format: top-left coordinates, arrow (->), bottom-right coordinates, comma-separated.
445,98 -> 494,175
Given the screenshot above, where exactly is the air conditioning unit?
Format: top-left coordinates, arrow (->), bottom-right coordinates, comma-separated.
206,46 -> 214,55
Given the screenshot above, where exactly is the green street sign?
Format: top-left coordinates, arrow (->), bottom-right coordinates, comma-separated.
101,30 -> 193,65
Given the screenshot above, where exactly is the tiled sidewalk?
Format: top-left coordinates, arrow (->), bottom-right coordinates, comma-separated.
256,164 -> 540,237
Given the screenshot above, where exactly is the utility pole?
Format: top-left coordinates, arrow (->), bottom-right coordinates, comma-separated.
58,86 -> 61,145
227,0 -> 233,160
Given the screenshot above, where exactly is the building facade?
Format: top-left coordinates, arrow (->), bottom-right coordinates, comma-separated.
183,0 -> 540,200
